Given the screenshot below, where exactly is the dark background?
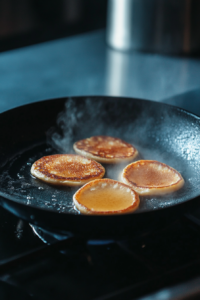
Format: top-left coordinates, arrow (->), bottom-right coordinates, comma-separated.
0,0 -> 108,52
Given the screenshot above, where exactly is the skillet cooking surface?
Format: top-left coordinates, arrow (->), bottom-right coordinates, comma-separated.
0,96 -> 200,212
0,96 -> 200,237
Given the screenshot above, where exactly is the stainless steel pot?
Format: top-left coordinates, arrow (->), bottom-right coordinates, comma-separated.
106,0 -> 200,54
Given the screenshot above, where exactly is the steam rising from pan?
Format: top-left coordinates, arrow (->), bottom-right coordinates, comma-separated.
48,97 -> 156,155
48,98 -> 108,153
46,97 -> 200,212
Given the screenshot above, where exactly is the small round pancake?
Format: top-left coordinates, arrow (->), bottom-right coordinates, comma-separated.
73,136 -> 138,164
73,179 -> 140,214
31,154 -> 105,186
121,160 -> 184,196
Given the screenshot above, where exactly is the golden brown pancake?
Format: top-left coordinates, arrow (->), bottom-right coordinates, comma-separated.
121,160 -> 184,195
73,136 -> 138,164
31,154 -> 105,186
73,179 -> 140,214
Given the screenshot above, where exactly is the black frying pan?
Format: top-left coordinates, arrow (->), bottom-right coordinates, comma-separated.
0,96 -> 200,239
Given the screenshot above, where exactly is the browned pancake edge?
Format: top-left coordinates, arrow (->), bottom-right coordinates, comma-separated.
74,136 -> 138,164
31,154 -> 105,186
121,160 -> 184,195
73,178 -> 140,214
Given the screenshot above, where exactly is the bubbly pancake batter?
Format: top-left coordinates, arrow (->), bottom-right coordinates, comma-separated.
31,154 -> 105,186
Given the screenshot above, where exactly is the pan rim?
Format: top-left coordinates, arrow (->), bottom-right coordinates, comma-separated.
1,94 -> 200,121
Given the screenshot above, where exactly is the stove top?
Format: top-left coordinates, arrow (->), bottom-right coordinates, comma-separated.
0,206 -> 200,300
1,91 -> 200,299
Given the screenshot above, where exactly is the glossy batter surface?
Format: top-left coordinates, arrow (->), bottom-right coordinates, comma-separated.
73,179 -> 140,214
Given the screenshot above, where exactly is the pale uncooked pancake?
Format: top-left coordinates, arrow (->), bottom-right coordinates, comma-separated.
73,136 -> 138,164
121,160 -> 184,195
73,178 -> 140,214
31,154 -> 105,186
